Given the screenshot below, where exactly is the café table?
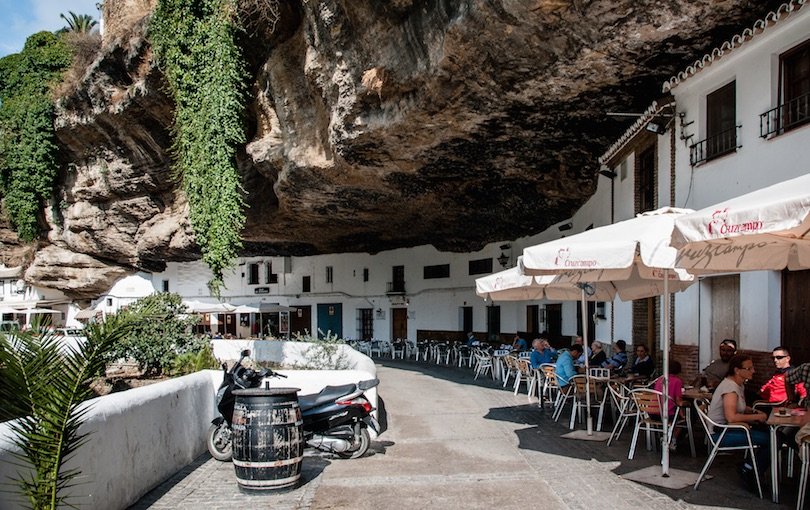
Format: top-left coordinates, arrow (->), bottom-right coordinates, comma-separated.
677,387 -> 711,457
767,407 -> 807,503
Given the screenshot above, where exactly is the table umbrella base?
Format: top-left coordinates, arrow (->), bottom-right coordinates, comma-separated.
621,466 -> 710,489
560,430 -> 611,441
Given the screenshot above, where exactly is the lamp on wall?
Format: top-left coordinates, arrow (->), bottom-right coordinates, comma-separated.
645,117 -> 669,135
497,252 -> 510,268
598,169 -> 617,179
558,222 -> 573,232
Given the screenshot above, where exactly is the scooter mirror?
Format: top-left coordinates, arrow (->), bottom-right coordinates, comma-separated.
240,349 -> 251,357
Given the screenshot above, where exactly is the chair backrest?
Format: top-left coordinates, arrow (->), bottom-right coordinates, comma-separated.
517,358 -> 532,376
607,381 -> 631,409
693,397 -> 721,442
518,351 -> 531,359
540,364 -> 558,387
570,374 -> 588,395
589,367 -> 611,380
630,388 -> 664,416
493,349 -> 510,356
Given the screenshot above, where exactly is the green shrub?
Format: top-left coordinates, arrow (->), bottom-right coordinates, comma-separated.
291,330 -> 351,370
112,292 -> 200,375
168,341 -> 220,376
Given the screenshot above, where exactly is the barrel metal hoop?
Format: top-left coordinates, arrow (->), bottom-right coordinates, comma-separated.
233,456 -> 304,468
236,473 -> 301,488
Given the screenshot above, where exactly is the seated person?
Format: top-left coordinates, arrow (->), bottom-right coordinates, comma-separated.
572,335 -> 591,366
466,332 -> 478,347
653,360 -> 684,450
555,344 -> 584,388
602,339 -> 628,371
511,334 -> 528,352
761,346 -> 807,403
588,341 -> 607,367
693,339 -> 737,389
629,344 -> 655,378
708,354 -> 769,489
530,338 -> 557,368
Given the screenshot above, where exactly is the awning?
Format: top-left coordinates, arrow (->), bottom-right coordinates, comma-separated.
75,309 -> 99,320
0,266 -> 23,278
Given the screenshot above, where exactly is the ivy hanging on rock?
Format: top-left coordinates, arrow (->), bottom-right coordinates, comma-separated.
150,0 -> 247,295
0,32 -> 72,241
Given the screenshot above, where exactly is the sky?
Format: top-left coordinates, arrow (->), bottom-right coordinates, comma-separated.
0,0 -> 101,57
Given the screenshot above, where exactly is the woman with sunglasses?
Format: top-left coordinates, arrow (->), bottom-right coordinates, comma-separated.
707,354 -> 769,489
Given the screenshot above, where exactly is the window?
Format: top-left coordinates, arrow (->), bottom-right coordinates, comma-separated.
692,81 -> 738,164
468,258 -> 493,275
302,276 -> 311,293
357,308 -> 373,340
265,263 -> 277,284
326,266 -> 333,283
782,41 -> 810,131
162,279 -> 169,292
423,264 -> 450,279
248,263 -> 260,285
636,145 -> 655,213
363,268 -> 369,282
106,297 -> 113,307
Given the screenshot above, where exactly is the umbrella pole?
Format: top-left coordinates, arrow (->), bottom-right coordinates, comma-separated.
662,270 -> 670,477
581,287 -> 593,436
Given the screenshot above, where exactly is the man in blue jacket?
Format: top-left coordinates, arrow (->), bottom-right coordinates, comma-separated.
530,338 -> 557,368
556,344 -> 583,388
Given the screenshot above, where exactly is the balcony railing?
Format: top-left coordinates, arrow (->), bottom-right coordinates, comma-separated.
689,125 -> 741,166
760,92 -> 810,138
386,281 -> 406,294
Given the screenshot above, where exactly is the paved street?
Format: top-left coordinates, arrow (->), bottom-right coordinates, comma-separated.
131,360 -> 795,509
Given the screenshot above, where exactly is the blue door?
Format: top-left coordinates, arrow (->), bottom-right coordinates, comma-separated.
316,303 -> 343,339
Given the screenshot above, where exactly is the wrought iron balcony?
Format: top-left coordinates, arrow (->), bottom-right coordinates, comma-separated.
760,92 -> 810,138
689,125 -> 741,166
386,281 -> 406,294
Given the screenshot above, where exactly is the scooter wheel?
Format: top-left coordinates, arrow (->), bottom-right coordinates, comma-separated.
336,427 -> 370,459
207,422 -> 233,462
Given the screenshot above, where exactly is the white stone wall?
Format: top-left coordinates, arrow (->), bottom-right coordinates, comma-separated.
0,343 -> 377,509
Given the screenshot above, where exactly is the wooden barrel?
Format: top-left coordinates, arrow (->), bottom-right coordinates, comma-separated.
231,387 -> 303,491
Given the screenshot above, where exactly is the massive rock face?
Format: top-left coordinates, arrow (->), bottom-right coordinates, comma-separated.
5,0 -> 786,297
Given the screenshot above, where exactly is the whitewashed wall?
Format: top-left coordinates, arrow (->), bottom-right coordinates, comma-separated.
669,9 -> 810,366
0,343 -> 377,510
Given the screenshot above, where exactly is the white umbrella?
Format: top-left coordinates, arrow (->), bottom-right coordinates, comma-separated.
522,207 -> 695,475
672,173 -> 810,273
183,301 -> 236,314
475,260 -> 549,302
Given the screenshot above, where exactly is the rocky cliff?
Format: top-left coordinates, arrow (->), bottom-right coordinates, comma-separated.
4,0 -> 786,297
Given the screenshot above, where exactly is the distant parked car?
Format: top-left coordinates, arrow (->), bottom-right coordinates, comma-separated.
54,327 -> 87,352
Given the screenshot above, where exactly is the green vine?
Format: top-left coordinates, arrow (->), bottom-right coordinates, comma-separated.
0,32 -> 72,241
150,0 -> 246,295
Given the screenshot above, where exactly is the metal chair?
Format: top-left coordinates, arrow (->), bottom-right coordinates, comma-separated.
502,355 -> 519,388
473,351 -> 493,380
540,363 -> 559,409
514,358 -> 535,397
606,380 -> 636,446
628,388 -> 678,459
797,435 -> 810,510
553,374 -> 583,423
693,398 -> 763,498
571,374 -> 607,431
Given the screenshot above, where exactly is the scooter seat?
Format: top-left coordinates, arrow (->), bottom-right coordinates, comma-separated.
299,383 -> 358,410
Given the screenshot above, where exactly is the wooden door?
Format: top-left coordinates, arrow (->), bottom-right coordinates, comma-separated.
526,305 -> 539,337
486,305 -> 501,343
782,270 -> 810,364
461,306 -> 473,335
546,304 -> 563,348
710,275 -> 740,353
392,308 -> 408,340
290,305 -> 312,337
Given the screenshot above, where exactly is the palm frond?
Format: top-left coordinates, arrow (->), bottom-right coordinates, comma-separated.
0,309 -> 147,508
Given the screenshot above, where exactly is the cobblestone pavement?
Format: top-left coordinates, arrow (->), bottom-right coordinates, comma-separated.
131,359 -> 797,509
